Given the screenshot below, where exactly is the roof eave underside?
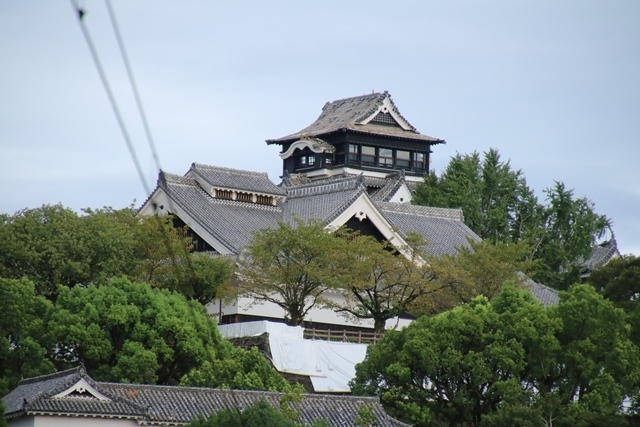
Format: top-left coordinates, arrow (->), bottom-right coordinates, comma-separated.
267,128 -> 445,146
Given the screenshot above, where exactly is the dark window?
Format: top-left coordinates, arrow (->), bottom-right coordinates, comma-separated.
413,152 -> 425,170
349,144 -> 359,162
379,148 -> 393,166
361,146 -> 376,164
396,150 -> 410,168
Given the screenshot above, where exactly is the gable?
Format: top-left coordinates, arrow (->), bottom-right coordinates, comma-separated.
52,378 -> 110,401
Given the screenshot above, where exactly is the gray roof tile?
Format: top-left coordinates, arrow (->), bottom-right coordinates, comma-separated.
4,370 -> 410,427
376,202 -> 479,257
160,172 -> 282,255
189,163 -> 285,196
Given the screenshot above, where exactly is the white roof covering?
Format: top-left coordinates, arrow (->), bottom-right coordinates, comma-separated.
218,321 -> 367,393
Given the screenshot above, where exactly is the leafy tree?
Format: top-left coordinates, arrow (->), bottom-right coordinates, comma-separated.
187,398 -> 329,427
325,232 -> 441,333
410,239 -> 535,316
0,278 -> 55,395
0,400 -> 6,427
532,182 -> 610,290
352,284 -> 640,427
0,205 -> 136,297
235,220 -> 342,326
0,205 -> 234,305
413,149 -> 610,290
413,149 -> 537,244
181,346 -> 292,392
43,278 -> 287,388
154,252 -> 235,306
587,255 -> 640,312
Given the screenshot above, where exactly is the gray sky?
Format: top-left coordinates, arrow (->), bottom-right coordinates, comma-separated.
2,1 -> 639,255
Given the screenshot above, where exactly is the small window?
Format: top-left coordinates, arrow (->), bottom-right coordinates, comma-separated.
396,150 -> 410,168
308,155 -> 315,166
413,152 -> 425,170
361,146 -> 376,164
379,148 -> 393,166
349,144 -> 359,162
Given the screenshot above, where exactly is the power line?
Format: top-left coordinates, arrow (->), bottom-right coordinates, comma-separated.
69,0 -> 150,195
105,0 -> 162,173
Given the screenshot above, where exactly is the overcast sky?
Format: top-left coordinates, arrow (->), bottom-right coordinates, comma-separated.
2,1 -> 639,255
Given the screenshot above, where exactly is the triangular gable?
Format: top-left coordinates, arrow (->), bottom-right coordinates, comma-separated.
138,186 -> 236,255
357,93 -> 416,131
52,378 -> 111,401
327,191 -> 415,260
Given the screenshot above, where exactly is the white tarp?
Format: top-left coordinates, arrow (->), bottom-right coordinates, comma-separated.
218,321 -> 368,393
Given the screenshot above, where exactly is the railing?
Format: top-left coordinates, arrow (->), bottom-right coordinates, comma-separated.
303,328 -> 383,344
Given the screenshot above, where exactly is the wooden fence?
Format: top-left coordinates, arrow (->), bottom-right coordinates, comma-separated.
303,328 -> 383,344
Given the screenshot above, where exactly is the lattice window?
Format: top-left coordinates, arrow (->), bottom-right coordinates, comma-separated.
217,189 -> 232,200
256,195 -> 273,205
236,192 -> 252,202
371,111 -> 397,125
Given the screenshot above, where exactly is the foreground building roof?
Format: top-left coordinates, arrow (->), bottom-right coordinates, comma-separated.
3,367 -> 409,427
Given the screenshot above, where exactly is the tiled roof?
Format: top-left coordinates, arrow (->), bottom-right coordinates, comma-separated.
267,92 -> 444,144
375,201 -> 478,257
4,370 -> 410,427
283,176 -> 366,224
189,163 -> 285,196
3,367 -> 144,420
160,172 -> 282,255
520,274 -> 560,306
580,238 -> 620,275
369,175 -> 405,202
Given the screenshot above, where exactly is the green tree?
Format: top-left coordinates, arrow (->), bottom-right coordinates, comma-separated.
155,252 -> 235,306
352,284 -> 640,427
410,239 -> 535,316
533,182 -> 610,290
235,220 -> 342,326
413,149 -> 537,244
0,400 -> 6,427
186,398 -> 329,427
325,232 -> 441,333
44,278 -> 287,388
413,149 -> 609,291
587,255 -> 640,312
45,278 -> 220,384
0,205 -> 136,297
0,278 -> 55,395
0,205 -> 233,305
181,346 -> 292,392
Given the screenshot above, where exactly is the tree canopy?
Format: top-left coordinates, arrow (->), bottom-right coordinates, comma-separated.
236,220 -> 343,326
0,205 -> 234,304
324,231 -> 442,333
352,284 -> 640,427
186,398 -> 329,427
42,278 -> 289,390
409,239 -> 536,316
413,149 -> 610,290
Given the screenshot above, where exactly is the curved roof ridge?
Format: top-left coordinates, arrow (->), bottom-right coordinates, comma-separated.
192,162 -> 270,178
17,367 -> 83,386
285,175 -> 361,198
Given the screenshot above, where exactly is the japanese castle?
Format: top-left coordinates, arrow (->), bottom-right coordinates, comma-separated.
139,92 -> 558,329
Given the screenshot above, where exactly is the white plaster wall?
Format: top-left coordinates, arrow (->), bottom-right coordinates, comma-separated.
33,415 -> 140,427
208,292 -> 412,331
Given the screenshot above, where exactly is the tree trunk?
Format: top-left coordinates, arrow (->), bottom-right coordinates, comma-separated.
373,317 -> 386,334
